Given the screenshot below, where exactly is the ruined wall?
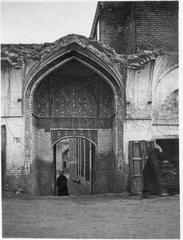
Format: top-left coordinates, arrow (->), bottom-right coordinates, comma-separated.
124,55 -> 179,164
93,2 -> 178,177
124,63 -> 153,163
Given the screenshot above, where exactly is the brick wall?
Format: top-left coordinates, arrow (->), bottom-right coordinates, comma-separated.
99,2 -> 132,54
31,128 -> 54,195
95,129 -> 127,193
99,2 -> 178,54
135,2 -> 178,53
36,129 -> 52,161
95,129 -> 112,193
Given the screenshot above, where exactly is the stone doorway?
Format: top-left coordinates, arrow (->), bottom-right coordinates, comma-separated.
53,136 -> 96,195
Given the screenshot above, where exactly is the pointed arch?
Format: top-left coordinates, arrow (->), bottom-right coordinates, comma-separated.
23,35 -> 125,177
24,47 -> 123,100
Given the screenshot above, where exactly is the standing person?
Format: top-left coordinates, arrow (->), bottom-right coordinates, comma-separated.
142,148 -> 161,197
56,170 -> 69,196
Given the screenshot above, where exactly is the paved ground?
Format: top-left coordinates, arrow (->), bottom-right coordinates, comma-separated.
2,193 -> 180,239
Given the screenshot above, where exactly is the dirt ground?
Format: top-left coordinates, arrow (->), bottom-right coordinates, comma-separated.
2,193 -> 180,239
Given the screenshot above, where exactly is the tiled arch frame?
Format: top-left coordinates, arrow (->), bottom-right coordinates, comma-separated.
23,38 -> 126,174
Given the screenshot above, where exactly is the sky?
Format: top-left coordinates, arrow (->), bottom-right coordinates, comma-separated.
1,1 -> 98,44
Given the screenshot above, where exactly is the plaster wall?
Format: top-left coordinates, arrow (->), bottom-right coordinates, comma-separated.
152,67 -> 178,124
1,67 -> 23,116
123,120 -> 152,163
1,65 -> 25,191
1,117 -> 24,169
151,125 -> 178,139
126,63 -> 153,119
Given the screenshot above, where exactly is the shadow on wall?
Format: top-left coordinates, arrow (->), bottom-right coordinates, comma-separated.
30,158 -> 55,195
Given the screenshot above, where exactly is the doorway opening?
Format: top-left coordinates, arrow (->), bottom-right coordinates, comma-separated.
53,137 -> 96,196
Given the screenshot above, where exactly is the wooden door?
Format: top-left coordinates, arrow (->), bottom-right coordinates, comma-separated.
129,140 -> 154,194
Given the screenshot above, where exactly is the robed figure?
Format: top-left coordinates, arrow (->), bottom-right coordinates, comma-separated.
143,147 -> 162,196
56,170 -> 69,196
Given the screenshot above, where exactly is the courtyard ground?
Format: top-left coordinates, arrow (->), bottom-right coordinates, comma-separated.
2,192 -> 180,239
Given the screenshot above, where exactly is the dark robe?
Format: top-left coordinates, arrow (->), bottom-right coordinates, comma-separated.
143,158 -> 161,196
56,175 -> 69,196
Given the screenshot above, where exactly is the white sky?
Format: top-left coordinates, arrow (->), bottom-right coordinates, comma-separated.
1,1 -> 98,44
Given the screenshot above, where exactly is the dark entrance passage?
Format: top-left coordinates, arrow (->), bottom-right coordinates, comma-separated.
54,137 -> 95,195
156,139 -> 179,195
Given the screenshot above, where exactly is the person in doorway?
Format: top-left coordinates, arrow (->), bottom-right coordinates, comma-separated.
56,170 -> 69,196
